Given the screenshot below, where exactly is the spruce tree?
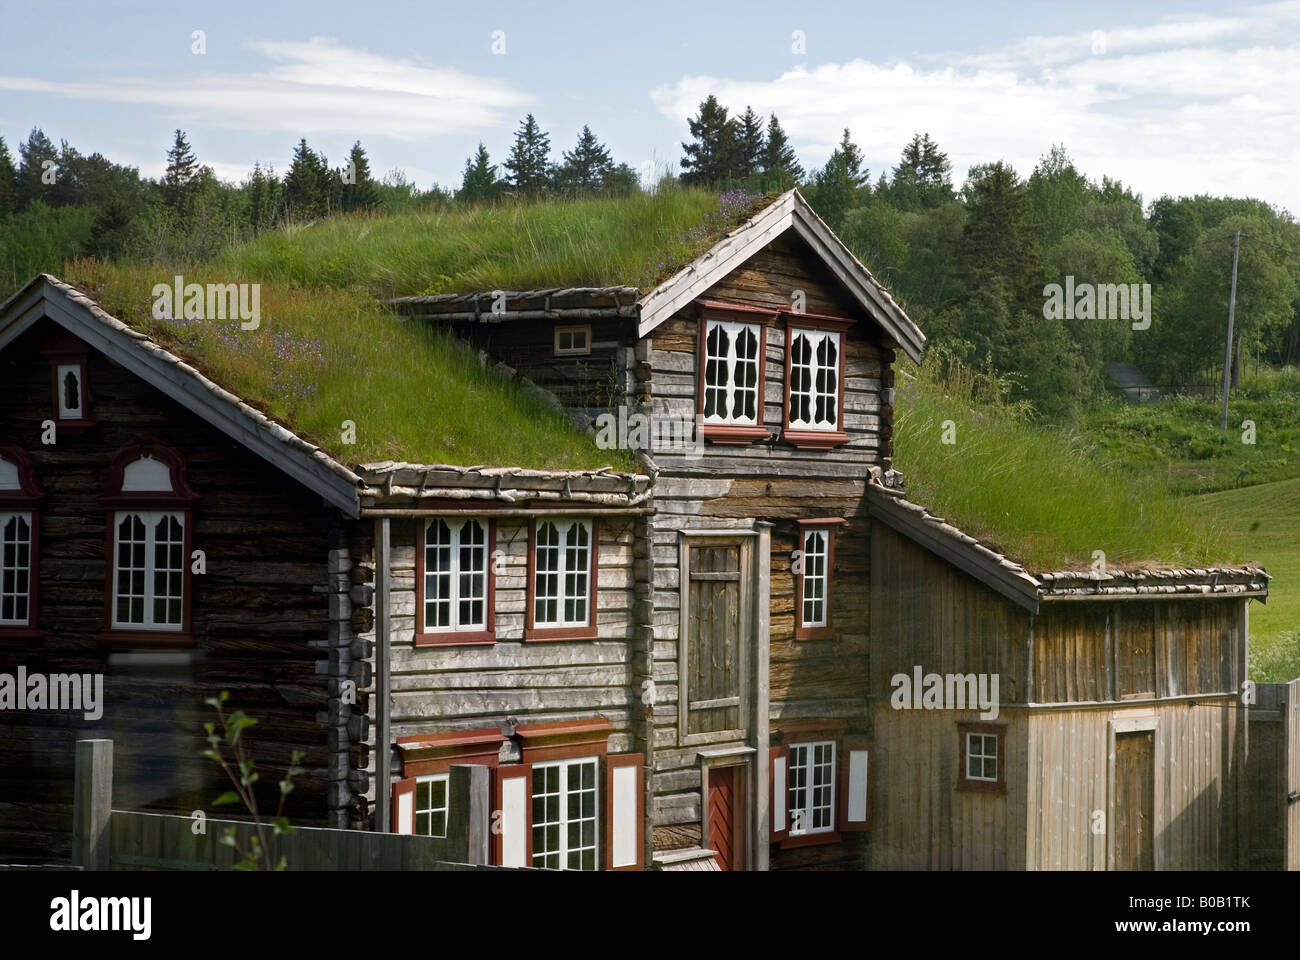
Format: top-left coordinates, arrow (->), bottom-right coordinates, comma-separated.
736,106 -> 765,179
807,129 -> 868,229
284,138 -> 329,219
0,137 -> 16,217
162,129 -> 199,212
761,114 -> 803,188
959,161 -> 1044,310
16,127 -> 57,210
887,133 -> 953,210
247,162 -> 282,231
556,125 -> 614,195
457,143 -> 503,205
341,141 -> 378,211
503,114 -> 552,199
679,95 -> 742,186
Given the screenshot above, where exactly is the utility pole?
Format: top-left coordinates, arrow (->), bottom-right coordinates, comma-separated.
1219,230 -> 1241,430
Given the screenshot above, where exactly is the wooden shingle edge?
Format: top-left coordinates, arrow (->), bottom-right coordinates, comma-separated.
636,190 -> 926,363
0,274 -> 364,517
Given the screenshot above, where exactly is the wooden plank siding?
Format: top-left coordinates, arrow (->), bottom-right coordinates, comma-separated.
645,234 -> 885,870
0,319 -> 336,863
373,516 -> 640,753
1025,700 -> 1244,870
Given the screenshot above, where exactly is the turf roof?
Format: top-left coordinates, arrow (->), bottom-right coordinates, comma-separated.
57,189 -> 767,471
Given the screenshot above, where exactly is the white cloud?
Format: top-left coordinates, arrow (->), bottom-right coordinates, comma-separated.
0,36 -> 529,140
650,1 -> 1300,211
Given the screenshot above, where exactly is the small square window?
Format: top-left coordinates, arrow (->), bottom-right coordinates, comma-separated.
957,723 -> 1006,794
554,325 -> 591,356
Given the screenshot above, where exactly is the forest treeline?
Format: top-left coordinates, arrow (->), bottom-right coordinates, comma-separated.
1,95 -> 1297,420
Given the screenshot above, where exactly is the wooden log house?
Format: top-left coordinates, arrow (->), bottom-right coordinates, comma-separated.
0,189 -> 1277,870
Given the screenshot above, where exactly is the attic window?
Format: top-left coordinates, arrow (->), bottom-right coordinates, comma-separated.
698,315 -> 768,443
41,329 -> 93,430
554,325 -> 591,356
783,313 -> 851,450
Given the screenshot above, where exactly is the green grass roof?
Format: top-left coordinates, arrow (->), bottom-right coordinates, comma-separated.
61,190 -> 765,471
892,355 -> 1236,571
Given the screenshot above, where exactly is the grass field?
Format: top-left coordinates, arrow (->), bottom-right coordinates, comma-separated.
1186,476 -> 1300,682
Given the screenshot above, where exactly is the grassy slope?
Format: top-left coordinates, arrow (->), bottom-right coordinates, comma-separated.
1186,476 -> 1300,681
892,358 -> 1231,571
57,189 -> 764,471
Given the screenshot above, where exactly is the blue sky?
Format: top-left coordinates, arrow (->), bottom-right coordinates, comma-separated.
2,0 -> 1298,209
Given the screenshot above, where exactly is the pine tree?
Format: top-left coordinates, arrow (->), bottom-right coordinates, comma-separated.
736,106 -> 765,179
761,114 -> 803,188
503,114 -> 552,199
457,143 -> 503,205
162,129 -> 199,212
247,162 -> 282,231
0,137 -> 16,217
556,125 -> 614,195
959,161 -> 1044,310
340,141 -> 378,211
679,95 -> 742,186
16,127 -> 57,210
831,128 -> 867,187
807,129 -> 868,229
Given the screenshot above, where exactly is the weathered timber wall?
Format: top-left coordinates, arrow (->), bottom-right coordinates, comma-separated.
0,319 -> 336,863
871,705 -> 1029,870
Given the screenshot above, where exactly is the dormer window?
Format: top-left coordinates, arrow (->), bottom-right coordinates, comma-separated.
98,437 -> 198,648
0,445 -> 43,642
41,328 -> 93,430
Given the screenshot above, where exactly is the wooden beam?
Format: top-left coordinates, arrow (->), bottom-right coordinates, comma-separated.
72,739 -> 113,870
375,518 -> 392,832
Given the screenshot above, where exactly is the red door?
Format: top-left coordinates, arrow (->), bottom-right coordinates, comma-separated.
708,766 -> 735,870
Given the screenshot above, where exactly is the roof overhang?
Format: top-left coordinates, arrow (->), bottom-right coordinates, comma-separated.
0,275 -> 363,517
636,190 -> 925,362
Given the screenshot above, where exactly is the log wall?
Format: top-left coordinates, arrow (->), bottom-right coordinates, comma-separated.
0,319 -> 336,863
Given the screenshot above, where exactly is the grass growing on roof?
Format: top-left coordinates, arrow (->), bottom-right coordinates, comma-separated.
63,258 -> 639,471
892,351 -> 1232,571
219,188 -> 759,297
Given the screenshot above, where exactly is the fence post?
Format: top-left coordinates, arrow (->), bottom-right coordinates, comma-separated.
73,739 -> 113,871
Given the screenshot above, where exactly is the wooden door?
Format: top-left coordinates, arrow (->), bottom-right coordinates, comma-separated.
681,537 -> 751,743
1112,730 -> 1155,870
706,765 -> 747,870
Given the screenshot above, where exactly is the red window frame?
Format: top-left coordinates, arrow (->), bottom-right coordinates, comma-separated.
97,436 -> 198,649
957,721 -> 1007,795
0,445 -> 43,643
696,302 -> 771,445
414,516 -> 497,646
794,518 -> 845,641
40,328 -> 94,431
782,311 -> 852,450
524,517 -> 599,641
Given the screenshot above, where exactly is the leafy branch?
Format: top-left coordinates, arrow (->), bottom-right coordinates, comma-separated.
202,690 -> 305,870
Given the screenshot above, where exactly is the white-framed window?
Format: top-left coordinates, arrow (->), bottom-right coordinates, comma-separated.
414,773 -> 449,838
56,364 -> 84,420
788,328 -> 841,431
531,757 -> 599,870
554,324 -> 591,356
800,528 -> 829,628
532,518 -> 593,628
702,319 -> 762,425
965,732 -> 998,782
789,740 -> 836,836
0,512 -> 33,626
112,510 -> 185,630
422,518 -> 489,633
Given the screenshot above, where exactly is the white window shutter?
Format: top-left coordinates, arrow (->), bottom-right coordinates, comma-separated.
605,753 -> 644,870
838,737 -> 872,832
770,745 -> 789,842
495,765 -> 532,867
392,778 -> 415,835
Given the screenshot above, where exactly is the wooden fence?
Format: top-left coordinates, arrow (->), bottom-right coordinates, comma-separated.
1242,679 -> 1300,870
71,739 -> 496,871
